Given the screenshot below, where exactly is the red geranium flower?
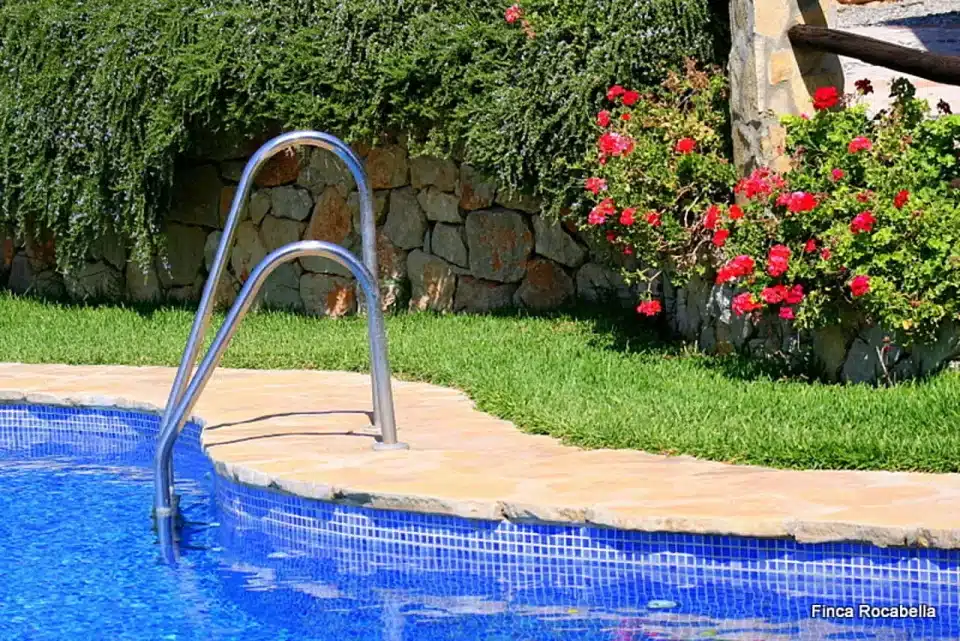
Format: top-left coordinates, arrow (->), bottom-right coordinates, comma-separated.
716,255 -> 756,284
728,204 -> 744,220
619,207 -> 636,226
734,167 -> 785,200
504,4 -> 523,23
848,136 -> 873,153
779,306 -> 795,320
605,231 -> 616,243
785,284 -> 804,305
621,89 -> 640,106
761,285 -> 787,304
831,168 -> 845,182
856,190 -> 874,203
674,138 -> 696,154
894,190 -> 910,209
820,247 -> 832,261
620,112 -> 631,122
813,86 -> 839,111
850,211 -> 876,234
598,131 -> 635,157
588,198 -> 615,225
623,246 -> 633,255
703,204 -> 721,230
584,177 -> 607,195
782,191 -> 817,213
645,211 -> 662,227
606,85 -> 626,101
804,239 -> 817,253
637,299 -> 662,316
850,275 -> 871,297
712,229 -> 729,247
732,293 -> 762,316
766,245 -> 791,277
596,110 -> 611,127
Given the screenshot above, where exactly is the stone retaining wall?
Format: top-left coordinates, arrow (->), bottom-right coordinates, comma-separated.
0,138 -> 637,316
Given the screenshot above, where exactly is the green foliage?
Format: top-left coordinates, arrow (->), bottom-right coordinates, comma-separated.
0,0 -> 725,272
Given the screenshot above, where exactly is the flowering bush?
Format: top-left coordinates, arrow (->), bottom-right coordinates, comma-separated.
581,73 -> 960,343
577,60 -> 736,313
721,80 -> 960,341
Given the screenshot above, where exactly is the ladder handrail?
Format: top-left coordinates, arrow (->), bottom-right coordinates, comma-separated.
153,240 -> 407,520
156,131 -> 383,504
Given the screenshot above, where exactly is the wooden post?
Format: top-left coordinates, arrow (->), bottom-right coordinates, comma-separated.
727,0 -> 845,175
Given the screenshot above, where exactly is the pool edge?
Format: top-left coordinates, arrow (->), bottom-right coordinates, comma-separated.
3,390 -> 960,551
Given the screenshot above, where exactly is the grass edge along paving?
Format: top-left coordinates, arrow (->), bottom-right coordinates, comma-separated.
1,292 -> 959,473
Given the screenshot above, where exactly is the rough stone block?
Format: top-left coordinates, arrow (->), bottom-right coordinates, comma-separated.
365,145 -> 409,189
407,250 -> 456,313
458,164 -> 496,211
464,208 -> 532,283
514,259 -> 574,311
383,187 -> 427,250
300,273 -> 356,317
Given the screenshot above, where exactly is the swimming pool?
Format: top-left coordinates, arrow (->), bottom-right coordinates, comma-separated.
1,403 -> 957,641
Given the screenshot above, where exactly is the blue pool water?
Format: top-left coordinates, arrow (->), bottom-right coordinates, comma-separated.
1,404 -> 959,641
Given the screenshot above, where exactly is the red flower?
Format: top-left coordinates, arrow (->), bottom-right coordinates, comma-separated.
766,244 -> 791,277
820,247 -> 832,261
767,245 -> 791,278
588,198 -> 615,225
855,78 -> 874,95
606,85 -> 626,101
850,275 -> 871,297
623,246 -> 633,255
619,207 -> 636,226
831,168 -> 845,182
716,255 -> 756,284
703,204 -> 721,230
584,176 -> 607,195
785,284 -> 804,305
645,211 -> 662,227
504,4 -> 523,23
596,110 -> 611,127
850,210 -> 876,234
621,89 -> 640,106
761,285 -> 787,304
605,231 -> 616,242
734,167 -> 785,200
804,239 -> 817,253
856,190 -> 873,203
894,190 -> 910,209
783,191 -> 817,213
779,306 -> 795,320
732,293 -> 762,316
712,229 -> 729,247
728,204 -> 744,220
620,112 -> 632,122
674,138 -> 696,154
848,136 -> 873,153
813,86 -> 840,111
637,299 -> 662,316
598,131 -> 635,157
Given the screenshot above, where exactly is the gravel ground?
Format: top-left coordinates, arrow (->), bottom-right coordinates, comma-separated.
838,0 -> 960,27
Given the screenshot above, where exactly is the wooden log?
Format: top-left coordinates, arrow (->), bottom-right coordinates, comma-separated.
788,24 -> 960,86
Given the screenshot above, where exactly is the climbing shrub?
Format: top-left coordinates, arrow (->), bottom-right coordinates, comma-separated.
0,0 -> 725,271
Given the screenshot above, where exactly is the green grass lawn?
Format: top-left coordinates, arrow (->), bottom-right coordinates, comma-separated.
2,292 -> 959,472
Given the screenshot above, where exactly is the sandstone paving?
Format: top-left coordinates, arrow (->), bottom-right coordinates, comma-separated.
2,363 -> 960,547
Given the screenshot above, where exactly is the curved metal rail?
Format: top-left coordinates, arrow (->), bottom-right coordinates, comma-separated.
153,241 -> 407,519
154,131 -> 406,519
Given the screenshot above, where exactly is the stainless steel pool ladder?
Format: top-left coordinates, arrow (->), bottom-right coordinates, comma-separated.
153,131 -> 408,522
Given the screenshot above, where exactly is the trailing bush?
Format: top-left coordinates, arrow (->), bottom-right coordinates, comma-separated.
0,0 -> 725,271
581,75 -> 960,345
